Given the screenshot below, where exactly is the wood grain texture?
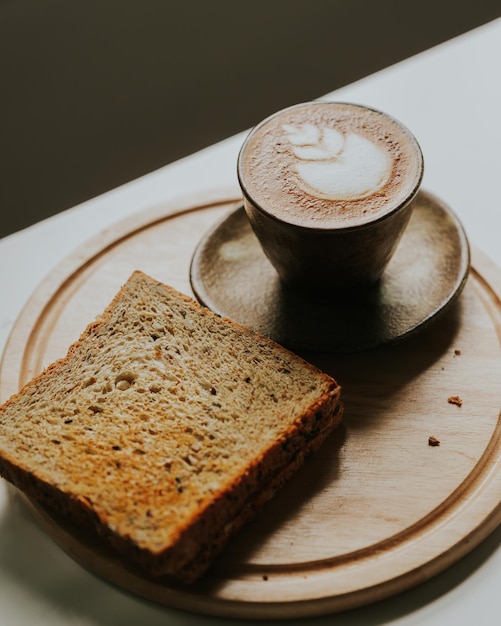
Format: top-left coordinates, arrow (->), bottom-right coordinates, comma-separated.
0,194 -> 500,619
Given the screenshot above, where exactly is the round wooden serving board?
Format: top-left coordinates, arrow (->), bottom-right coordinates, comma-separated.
1,194 -> 501,620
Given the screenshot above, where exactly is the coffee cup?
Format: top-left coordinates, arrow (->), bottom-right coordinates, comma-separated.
237,101 -> 424,292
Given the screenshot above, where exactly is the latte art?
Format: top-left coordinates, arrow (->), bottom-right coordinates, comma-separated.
238,102 -> 423,230
283,123 -> 392,200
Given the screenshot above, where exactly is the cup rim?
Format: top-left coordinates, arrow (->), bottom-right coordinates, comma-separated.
237,100 -> 424,233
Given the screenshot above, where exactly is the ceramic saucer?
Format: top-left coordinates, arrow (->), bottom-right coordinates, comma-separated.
189,190 -> 470,352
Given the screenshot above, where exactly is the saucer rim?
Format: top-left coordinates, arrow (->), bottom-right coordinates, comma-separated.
189,189 -> 471,353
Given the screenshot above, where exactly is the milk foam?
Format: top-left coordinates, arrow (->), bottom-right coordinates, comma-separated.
284,123 -> 392,200
239,102 -> 423,229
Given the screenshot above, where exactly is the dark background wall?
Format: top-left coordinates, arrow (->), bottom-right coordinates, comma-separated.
1,0 -> 500,238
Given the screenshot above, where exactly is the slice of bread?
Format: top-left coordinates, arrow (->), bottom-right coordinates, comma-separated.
0,271 -> 342,582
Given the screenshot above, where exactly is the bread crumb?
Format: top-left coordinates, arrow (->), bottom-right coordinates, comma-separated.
262,574 -> 269,581
454,349 -> 461,356
448,395 -> 463,406
428,436 -> 440,447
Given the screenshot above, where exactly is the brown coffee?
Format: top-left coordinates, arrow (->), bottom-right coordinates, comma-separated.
238,102 -> 423,230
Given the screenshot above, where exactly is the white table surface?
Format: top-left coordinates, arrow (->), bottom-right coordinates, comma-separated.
1,18 -> 501,626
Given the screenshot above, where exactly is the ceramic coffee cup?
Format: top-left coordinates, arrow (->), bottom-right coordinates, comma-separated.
237,101 -> 424,292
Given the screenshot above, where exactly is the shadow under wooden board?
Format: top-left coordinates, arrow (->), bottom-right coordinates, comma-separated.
0,193 -> 500,620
